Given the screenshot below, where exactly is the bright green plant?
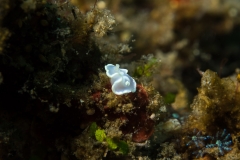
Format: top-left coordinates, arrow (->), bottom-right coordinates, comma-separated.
91,124 -> 129,155
106,138 -> 118,150
95,129 -> 106,142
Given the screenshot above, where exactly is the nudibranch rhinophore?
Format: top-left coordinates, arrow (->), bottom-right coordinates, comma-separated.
105,64 -> 136,95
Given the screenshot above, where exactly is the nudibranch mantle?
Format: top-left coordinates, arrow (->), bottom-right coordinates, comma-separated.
105,64 -> 136,95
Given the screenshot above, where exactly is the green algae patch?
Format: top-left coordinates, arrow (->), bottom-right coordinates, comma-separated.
164,93 -> 176,104
89,122 -> 98,137
95,129 -> 106,142
106,138 -> 118,150
116,140 -> 129,155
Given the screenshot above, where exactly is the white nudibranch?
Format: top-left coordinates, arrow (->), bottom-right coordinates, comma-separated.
105,64 -> 136,95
